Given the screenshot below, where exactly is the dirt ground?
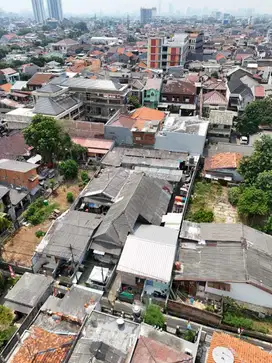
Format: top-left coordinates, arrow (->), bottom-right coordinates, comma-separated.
2,183 -> 82,267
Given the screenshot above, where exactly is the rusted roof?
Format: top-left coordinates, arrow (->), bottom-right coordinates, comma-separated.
27,73 -> 54,86
72,137 -> 113,150
203,90 -> 228,105
207,332 -> 272,363
204,152 -> 242,171
131,336 -> 193,363
10,326 -> 74,363
162,79 -> 196,95
131,107 -> 165,121
0,83 -> 12,92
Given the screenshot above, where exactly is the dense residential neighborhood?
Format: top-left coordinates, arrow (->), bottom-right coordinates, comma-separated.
0,2 -> 270,363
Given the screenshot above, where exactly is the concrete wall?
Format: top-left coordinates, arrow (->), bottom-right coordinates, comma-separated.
205,282 -> 272,309
0,168 -> 39,190
155,132 -> 206,155
104,125 -> 133,145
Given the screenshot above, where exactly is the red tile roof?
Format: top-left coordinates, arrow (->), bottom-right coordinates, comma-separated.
0,68 -> 17,75
207,332 -> 272,363
72,137 -> 113,150
131,107 -> 165,121
0,83 -> 12,92
254,85 -> 265,98
27,73 -> 54,86
131,336 -> 193,363
204,152 -> 242,171
11,326 -> 74,363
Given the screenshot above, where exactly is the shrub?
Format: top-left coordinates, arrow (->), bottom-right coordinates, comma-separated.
81,171 -> 89,185
228,187 -> 241,206
28,210 -> 44,225
35,230 -> 45,238
189,209 -> 214,223
66,192 -> 74,203
183,329 -> 196,342
205,305 -> 215,312
144,304 -> 165,328
58,159 -> 78,180
223,313 -> 253,330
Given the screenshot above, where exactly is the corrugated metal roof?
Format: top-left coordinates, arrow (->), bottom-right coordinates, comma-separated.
117,225 -> 178,283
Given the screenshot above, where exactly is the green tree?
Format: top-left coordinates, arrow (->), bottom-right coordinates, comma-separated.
59,159 -> 78,180
144,304 -> 165,328
23,115 -> 64,163
128,95 -> 141,108
74,21 -> 88,33
81,171 -> 90,185
236,98 -> 272,135
255,170 -> 272,194
0,213 -> 12,232
237,187 -> 269,219
238,135 -> 272,184
0,305 -> 14,331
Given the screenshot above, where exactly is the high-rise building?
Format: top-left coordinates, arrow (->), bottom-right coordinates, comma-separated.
31,0 -> 46,24
140,8 -> 155,24
47,0 -> 63,21
147,33 -> 189,71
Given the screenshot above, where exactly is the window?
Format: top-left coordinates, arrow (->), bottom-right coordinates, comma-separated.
135,137 -> 142,141
184,98 -> 190,103
208,282 -> 231,292
162,54 -> 167,59
162,46 -> 167,52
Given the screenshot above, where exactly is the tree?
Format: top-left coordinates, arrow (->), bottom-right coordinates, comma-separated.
236,98 -> 272,135
23,115 -> 64,163
58,159 -> 78,180
255,170 -> 272,194
211,71 -> 219,79
74,21 -> 88,33
128,95 -> 141,108
81,171 -> 90,185
0,214 -> 12,232
237,187 -> 269,219
238,135 -> 272,184
144,304 -> 165,328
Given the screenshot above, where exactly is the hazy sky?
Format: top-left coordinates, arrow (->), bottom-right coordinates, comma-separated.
0,0 -> 271,15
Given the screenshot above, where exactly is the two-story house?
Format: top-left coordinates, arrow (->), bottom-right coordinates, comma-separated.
161,79 -> 197,115
142,78 -> 162,109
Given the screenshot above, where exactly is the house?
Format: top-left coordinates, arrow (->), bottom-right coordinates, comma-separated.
142,78 -> 162,108
208,110 -> 236,142
206,332 -> 272,363
227,78 -> 254,111
0,131 -> 31,160
177,222 -> 272,312
0,159 -> 39,190
20,63 -> 40,77
27,72 -> 56,90
105,107 -> 166,147
51,38 -> 80,55
155,114 -> 209,155
10,81 -> 28,93
161,79 -> 197,115
71,137 -> 114,159
202,90 -> 228,112
202,78 -> 227,96
4,272 -> 53,315
68,311 -> 140,363
203,152 -> 243,183
253,85 -> 265,100
206,142 -> 254,157
0,33 -> 17,44
117,225 -> 178,305
0,68 -> 20,85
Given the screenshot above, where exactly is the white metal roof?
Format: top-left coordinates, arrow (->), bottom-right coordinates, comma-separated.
117,225 -> 178,283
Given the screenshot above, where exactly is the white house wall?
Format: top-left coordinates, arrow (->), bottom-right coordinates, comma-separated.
205,282 -> 272,308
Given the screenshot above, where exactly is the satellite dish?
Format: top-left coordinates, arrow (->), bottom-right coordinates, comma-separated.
212,347 -> 234,363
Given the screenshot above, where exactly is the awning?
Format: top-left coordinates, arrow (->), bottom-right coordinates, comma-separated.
87,148 -> 108,155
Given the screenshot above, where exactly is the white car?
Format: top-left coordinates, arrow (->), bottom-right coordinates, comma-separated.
240,136 -> 248,145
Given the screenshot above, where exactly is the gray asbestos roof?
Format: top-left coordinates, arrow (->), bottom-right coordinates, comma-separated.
92,172 -> 172,255
134,166 -> 183,182
4,272 -> 53,314
63,78 -> 126,92
102,147 -> 187,168
34,96 -> 79,116
37,210 -> 103,262
36,84 -> 63,94
206,143 -> 254,157
0,159 -> 38,173
0,185 -> 9,199
208,110 -> 236,126
177,221 -> 272,291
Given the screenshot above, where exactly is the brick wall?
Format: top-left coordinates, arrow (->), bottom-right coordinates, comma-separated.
0,168 -> 39,190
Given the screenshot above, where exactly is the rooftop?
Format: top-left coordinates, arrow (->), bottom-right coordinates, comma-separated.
36,210 -> 103,262
162,79 -> 196,95
206,332 -> 272,363
4,273 -> 53,314
0,159 -> 38,173
144,78 -> 162,91
204,152 -> 242,170
0,132 -> 30,160
203,90 -> 228,105
208,110 -> 236,126
162,114 -> 209,137
71,137 -> 114,152
68,311 -> 140,363
117,225 -> 178,283
27,73 -> 55,86
62,78 -> 128,92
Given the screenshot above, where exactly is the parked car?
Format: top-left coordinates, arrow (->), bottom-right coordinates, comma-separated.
240,136 -> 249,145
38,168 -> 49,181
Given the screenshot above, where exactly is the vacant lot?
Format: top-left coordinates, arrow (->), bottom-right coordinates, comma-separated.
2,183 -> 82,267
187,180 -> 239,223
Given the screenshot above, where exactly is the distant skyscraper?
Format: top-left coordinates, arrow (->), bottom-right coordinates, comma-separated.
31,0 -> 46,24
47,0 -> 63,21
140,8 -> 154,24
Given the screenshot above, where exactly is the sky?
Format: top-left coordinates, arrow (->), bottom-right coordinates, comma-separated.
0,0 -> 271,16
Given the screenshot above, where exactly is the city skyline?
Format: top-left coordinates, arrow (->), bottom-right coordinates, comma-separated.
1,0 -> 272,16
